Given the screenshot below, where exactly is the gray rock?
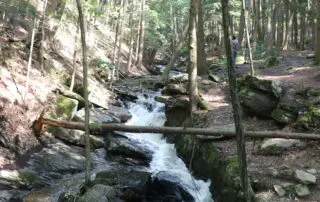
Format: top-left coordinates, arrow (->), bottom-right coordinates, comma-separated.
78,184 -> 117,202
209,74 -> 220,82
306,168 -> 317,175
294,170 -> 317,185
259,138 -> 304,155
0,170 -> 44,189
162,83 -> 188,95
295,184 -> 311,196
27,143 -> 85,176
106,136 -> 153,166
168,73 -> 189,83
107,105 -> 132,123
74,108 -> 121,124
273,185 -> 286,196
280,182 -> 295,192
48,127 -> 104,149
155,95 -> 170,103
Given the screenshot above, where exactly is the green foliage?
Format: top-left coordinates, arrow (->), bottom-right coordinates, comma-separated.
180,47 -> 189,57
92,58 -> 115,70
253,41 -> 277,60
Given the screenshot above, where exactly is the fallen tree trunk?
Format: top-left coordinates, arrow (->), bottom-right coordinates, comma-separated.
36,117 -> 320,140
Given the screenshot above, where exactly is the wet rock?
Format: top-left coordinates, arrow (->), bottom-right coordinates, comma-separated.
273,185 -> 286,196
48,127 -> 104,149
168,73 -> 189,83
0,170 -> 44,189
56,95 -> 79,120
78,184 -> 119,202
208,74 -> 220,83
271,102 -> 299,124
259,138 -> 304,155
27,143 -> 85,177
0,190 -> 27,202
162,83 -> 188,95
155,95 -> 170,103
106,136 -> 153,166
294,184 -> 311,197
165,96 -> 189,127
114,88 -> 138,101
147,172 -> 194,202
294,170 -> 317,185
107,105 -> 132,123
94,168 -> 151,193
74,108 -> 121,124
143,102 -> 154,112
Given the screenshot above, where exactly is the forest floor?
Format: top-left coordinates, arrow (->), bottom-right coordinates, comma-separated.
197,50 -> 320,201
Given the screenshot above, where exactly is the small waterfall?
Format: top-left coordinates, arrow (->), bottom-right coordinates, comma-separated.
124,94 -> 214,202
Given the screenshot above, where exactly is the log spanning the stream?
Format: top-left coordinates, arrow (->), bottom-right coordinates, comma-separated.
35,117 -> 320,140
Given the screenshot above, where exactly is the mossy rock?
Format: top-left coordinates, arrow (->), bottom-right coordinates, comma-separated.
295,104 -> 320,132
271,102 -> 299,124
262,56 -> 279,68
56,95 -> 78,120
223,156 -> 240,186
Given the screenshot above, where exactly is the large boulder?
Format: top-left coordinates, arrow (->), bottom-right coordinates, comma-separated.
162,83 -> 188,95
55,95 -> 79,120
105,136 -> 153,166
0,170 -> 45,190
78,184 -> 118,202
294,170 -> 317,185
147,172 -> 194,202
165,96 -> 189,127
26,143 -> 85,178
271,102 -> 299,124
74,108 -> 121,124
48,127 -> 104,149
238,76 -> 282,117
168,73 -> 189,84
258,138 -> 305,155
107,105 -> 132,123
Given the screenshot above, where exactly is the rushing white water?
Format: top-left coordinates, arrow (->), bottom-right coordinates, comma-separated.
124,94 -> 214,202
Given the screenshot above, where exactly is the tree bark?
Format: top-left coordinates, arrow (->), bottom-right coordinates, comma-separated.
221,0 -> 252,201
36,118 -> 320,140
136,0 -> 145,69
196,0 -> 207,75
238,8 -> 245,48
293,1 -> 298,48
161,24 -> 189,83
188,0 -> 200,116
116,0 -> 125,79
242,0 -> 255,76
127,0 -> 135,72
70,20 -> 80,92
39,0 -> 48,73
75,0 -> 91,186
316,0 -> 320,64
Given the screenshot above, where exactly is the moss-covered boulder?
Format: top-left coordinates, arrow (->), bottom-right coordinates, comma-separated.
238,76 -> 282,117
56,95 -> 79,120
271,103 -> 299,124
162,83 -> 188,95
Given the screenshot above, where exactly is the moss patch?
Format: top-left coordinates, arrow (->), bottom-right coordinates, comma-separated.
56,95 -> 78,120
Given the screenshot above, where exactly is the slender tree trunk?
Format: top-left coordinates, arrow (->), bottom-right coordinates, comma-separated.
135,6 -> 141,64
70,20 -> 80,92
293,2 -> 298,48
136,0 -> 145,69
316,0 -> 320,64
266,0 -> 273,50
283,0 -> 291,50
75,0 -> 91,186
197,0 -> 207,75
242,0 -> 255,76
188,0 -> 200,116
39,0 -> 48,73
300,7 -> 306,50
127,0 -> 135,72
25,18 -> 39,100
161,24 -> 189,83
116,0 -> 125,79
238,8 -> 245,48
221,0 -> 252,201
113,0 -> 124,63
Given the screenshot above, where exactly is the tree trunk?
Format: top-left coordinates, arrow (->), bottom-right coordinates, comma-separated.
316,0 -> 320,64
188,0 -> 200,116
196,0 -> 207,75
300,7 -> 306,50
35,117 -> 320,140
243,0 -> 255,76
238,8 -> 245,48
283,0 -> 291,50
113,0 -> 124,63
221,0 -> 252,201
24,18 -> 39,100
39,0 -> 48,73
75,0 -> 91,186
136,0 -> 145,69
293,1 -> 298,48
161,24 -> 189,83
127,0 -> 135,72
116,0 -> 125,79
70,20 -> 80,92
